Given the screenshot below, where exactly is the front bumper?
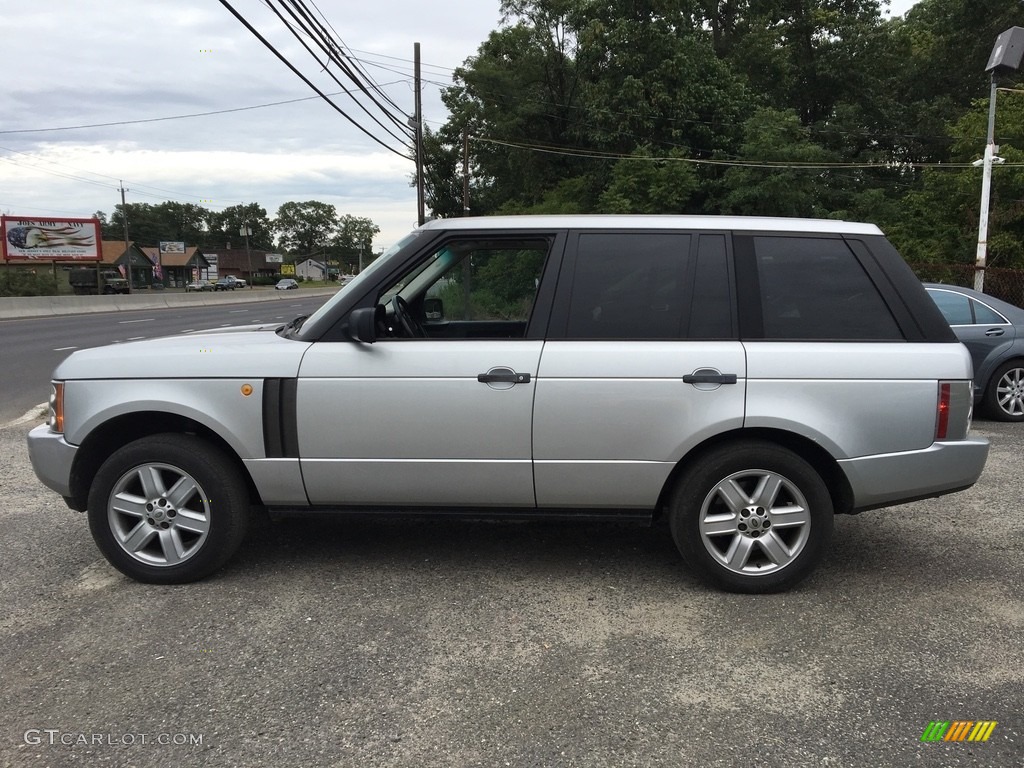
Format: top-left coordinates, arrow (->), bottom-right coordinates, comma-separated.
27,424 -> 78,500
839,437 -> 990,512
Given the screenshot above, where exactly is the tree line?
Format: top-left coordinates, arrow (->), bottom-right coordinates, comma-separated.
95,201 -> 379,274
422,0 -> 1024,269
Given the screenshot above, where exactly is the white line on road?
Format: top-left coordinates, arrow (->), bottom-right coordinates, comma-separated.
118,318 -> 155,324
53,346 -> 78,351
229,309 -> 249,313
179,329 -> 194,333
127,336 -> 146,341
2,402 -> 47,429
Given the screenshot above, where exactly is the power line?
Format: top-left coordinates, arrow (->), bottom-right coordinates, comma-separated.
216,0 -> 411,159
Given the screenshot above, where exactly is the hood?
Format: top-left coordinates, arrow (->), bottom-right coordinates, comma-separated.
53,326 -> 311,381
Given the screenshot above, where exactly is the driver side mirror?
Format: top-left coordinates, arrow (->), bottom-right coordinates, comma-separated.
343,307 -> 376,343
423,297 -> 444,321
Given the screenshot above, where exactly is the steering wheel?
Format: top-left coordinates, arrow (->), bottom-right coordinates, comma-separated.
390,295 -> 425,338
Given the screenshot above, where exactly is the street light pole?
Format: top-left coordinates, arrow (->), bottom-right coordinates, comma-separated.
240,225 -> 253,289
977,27 -> 1024,292
974,77 -> 999,293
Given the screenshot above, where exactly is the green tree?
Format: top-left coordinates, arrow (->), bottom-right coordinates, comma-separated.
208,203 -> 273,250
330,215 -> 380,273
272,201 -> 339,256
716,108 -> 841,217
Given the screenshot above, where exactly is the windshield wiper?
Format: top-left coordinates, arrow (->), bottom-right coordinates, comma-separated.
278,314 -> 308,337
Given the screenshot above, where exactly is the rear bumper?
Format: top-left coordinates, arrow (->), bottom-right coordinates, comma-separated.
26,424 -> 78,499
839,437 -> 990,512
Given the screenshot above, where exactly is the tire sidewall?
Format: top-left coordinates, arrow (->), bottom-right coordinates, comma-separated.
985,361 -> 1024,422
670,442 -> 834,593
87,434 -> 249,584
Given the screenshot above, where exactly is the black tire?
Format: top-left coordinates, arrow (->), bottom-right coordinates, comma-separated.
87,434 -> 250,584
668,441 -> 833,594
983,360 -> 1024,422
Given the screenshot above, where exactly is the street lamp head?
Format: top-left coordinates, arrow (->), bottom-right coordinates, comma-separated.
986,27 -> 1024,76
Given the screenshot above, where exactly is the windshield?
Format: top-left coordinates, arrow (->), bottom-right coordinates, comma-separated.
296,229 -> 422,338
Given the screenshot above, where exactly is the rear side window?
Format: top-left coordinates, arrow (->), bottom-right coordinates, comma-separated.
929,289 -> 973,325
566,233 -> 690,339
754,236 -> 903,340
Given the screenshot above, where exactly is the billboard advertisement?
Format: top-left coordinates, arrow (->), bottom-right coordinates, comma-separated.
1,216 -> 102,261
159,241 -> 185,253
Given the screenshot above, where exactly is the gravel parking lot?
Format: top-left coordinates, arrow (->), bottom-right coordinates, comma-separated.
1,416 -> 1021,767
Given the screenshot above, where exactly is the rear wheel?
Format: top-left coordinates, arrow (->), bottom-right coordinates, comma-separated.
87,434 -> 250,583
984,361 -> 1024,422
669,441 -> 833,593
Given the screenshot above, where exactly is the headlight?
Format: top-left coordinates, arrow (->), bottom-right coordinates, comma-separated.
48,382 -> 64,433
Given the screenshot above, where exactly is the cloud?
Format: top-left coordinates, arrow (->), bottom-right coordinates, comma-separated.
0,0 -> 502,249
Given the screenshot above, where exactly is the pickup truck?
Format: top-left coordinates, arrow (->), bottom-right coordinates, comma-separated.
68,268 -> 129,295
214,275 -> 246,291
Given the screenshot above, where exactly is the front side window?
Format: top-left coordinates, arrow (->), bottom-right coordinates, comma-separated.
754,236 -> 903,340
376,238 -> 551,339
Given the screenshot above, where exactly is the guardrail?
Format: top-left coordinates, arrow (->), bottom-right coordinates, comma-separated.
0,287 -> 339,320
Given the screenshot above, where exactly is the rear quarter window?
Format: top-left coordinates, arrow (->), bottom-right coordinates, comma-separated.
752,236 -> 904,341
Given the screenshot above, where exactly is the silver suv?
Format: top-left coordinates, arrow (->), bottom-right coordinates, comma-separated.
27,216 -> 989,592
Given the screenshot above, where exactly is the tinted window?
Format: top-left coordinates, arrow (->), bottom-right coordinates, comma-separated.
928,289 -> 973,325
690,235 -> 734,339
972,300 -> 1007,325
755,237 -> 903,340
566,233 -> 690,339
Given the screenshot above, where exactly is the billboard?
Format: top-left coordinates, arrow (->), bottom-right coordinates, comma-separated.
159,241 -> 186,254
1,216 -> 101,261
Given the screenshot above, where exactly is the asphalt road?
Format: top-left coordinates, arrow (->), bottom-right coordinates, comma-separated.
0,294 -> 331,425
1,415 -> 1021,767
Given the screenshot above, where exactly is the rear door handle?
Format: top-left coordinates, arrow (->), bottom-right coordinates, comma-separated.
683,372 -> 738,385
984,328 -> 1005,337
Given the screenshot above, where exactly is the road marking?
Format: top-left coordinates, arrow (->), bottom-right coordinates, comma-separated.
179,329 -> 194,333
53,346 -> 78,351
127,336 -> 146,341
229,309 -> 249,313
118,318 -> 155,324
2,402 -> 47,429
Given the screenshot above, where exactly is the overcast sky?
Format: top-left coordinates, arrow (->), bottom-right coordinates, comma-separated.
1,1 -> 920,251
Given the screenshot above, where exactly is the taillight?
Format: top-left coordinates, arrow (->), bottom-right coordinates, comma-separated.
49,382 -> 64,434
935,382 -> 951,440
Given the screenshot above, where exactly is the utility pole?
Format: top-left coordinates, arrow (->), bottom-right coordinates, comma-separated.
240,224 -> 253,288
463,129 -> 470,217
120,181 -> 133,292
414,42 -> 425,226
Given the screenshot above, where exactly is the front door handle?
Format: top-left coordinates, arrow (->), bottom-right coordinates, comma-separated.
477,369 -> 531,384
683,372 -> 738,385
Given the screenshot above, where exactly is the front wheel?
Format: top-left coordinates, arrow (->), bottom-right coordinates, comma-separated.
669,441 -> 833,593
87,434 -> 250,583
984,361 -> 1024,422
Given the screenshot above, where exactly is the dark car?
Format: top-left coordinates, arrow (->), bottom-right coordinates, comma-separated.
926,284 -> 1024,421
275,278 -> 298,290
214,278 -> 237,291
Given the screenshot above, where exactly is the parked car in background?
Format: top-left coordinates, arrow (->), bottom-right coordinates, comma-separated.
185,279 -> 213,292
926,283 -> 1024,421
215,275 -> 246,290
27,216 -> 989,594
68,268 -> 129,295
275,278 -> 298,290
